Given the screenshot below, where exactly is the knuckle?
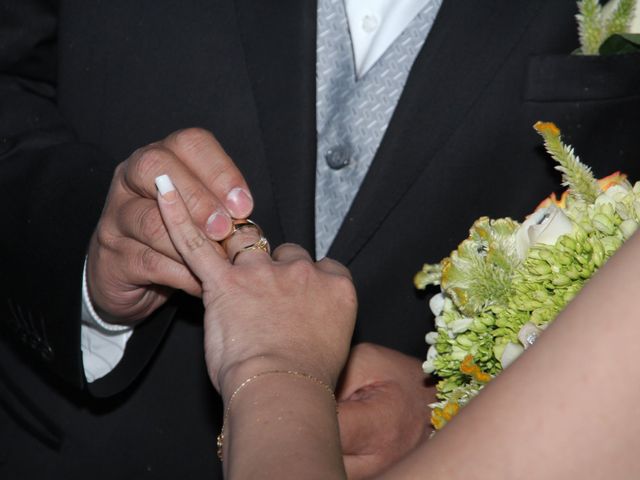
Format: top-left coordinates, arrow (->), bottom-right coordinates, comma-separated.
134,146 -> 170,179
271,243 -> 294,261
113,161 -> 127,180
171,208 -> 192,227
334,274 -> 356,296
181,184 -> 209,218
138,206 -> 166,244
95,223 -> 120,252
171,129 -> 241,192
173,127 -> 214,152
140,246 -> 162,273
249,264 -> 277,288
184,231 -> 207,252
288,258 -> 315,280
207,165 -> 238,190
111,162 -> 131,196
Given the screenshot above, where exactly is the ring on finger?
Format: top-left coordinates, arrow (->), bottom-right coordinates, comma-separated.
232,236 -> 271,264
224,218 -> 271,263
225,218 -> 264,239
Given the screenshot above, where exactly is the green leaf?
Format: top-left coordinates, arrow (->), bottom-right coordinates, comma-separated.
599,33 -> 640,55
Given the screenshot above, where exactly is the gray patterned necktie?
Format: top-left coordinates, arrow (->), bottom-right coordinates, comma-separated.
314,0 -> 442,259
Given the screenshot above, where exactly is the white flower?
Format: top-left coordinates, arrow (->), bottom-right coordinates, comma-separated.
603,184 -> 631,202
429,293 -> 445,316
423,345 -> 438,374
435,316 -> 446,329
425,331 -> 439,345
620,219 -> 638,239
451,346 -> 469,361
501,342 -> 525,369
515,205 -> 574,260
595,193 -> 616,208
448,317 -> 474,334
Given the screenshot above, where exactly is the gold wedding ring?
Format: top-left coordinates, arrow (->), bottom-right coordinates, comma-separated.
228,218 -> 264,237
232,236 -> 270,264
225,219 -> 271,264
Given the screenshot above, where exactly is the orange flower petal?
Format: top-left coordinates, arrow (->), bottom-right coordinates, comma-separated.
460,354 -> 476,375
597,171 -> 627,191
442,402 -> 460,421
533,121 -> 561,137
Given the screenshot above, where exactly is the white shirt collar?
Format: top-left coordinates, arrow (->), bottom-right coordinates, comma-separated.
344,0 -> 432,77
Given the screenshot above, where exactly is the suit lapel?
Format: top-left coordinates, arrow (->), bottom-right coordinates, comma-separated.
233,0 -> 318,252
328,0 -> 544,264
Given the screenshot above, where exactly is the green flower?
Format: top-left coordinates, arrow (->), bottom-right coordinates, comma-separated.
577,0 -> 638,54
419,121 -> 640,424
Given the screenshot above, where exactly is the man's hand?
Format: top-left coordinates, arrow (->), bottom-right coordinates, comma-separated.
337,343 -> 436,479
86,128 -> 254,323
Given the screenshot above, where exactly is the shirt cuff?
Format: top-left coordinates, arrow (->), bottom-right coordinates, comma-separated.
81,258 -> 134,383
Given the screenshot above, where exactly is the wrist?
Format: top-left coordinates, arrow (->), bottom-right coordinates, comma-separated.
83,256 -> 137,332
217,354 -> 337,404
216,368 -> 341,467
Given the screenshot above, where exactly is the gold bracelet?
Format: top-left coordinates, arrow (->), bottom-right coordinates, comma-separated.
217,370 -> 336,461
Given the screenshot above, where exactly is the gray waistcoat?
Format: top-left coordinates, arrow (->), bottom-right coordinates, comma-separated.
314,0 -> 442,258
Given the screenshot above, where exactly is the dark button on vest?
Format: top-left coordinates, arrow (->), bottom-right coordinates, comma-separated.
325,145 -> 351,170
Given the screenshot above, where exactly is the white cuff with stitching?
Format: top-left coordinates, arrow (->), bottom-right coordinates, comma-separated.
81,258 -> 134,383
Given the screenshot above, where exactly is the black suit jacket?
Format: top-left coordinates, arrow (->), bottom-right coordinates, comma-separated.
1,0 -> 639,477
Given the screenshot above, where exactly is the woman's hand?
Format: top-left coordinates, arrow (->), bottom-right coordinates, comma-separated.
154,174 -> 357,400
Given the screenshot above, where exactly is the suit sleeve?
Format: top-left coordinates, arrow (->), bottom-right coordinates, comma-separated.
0,0 -> 175,396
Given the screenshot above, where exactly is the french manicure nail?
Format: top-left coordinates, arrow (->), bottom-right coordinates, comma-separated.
226,187 -> 253,218
206,210 -> 232,239
155,174 -> 177,202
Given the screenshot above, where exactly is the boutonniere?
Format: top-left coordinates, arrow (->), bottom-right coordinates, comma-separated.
577,0 -> 640,54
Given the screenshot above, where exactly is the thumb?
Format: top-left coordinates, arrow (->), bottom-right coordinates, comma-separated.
337,383 -> 388,455
338,386 -> 393,480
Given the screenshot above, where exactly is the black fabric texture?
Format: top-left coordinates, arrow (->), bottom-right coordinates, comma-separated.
1,0 -> 639,478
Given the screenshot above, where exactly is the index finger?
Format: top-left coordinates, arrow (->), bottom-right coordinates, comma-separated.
122,144 -> 234,240
155,174 -> 230,286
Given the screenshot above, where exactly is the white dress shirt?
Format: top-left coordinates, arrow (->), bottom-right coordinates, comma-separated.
81,0 -> 432,382
345,0 -> 431,78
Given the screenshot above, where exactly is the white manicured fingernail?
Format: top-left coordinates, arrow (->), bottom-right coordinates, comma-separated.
155,174 -> 175,196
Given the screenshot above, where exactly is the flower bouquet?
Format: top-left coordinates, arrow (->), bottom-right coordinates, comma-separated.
415,122 -> 640,430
